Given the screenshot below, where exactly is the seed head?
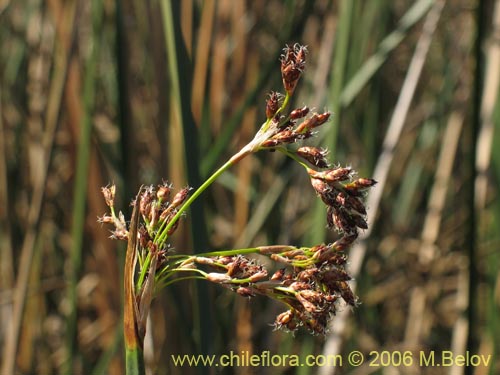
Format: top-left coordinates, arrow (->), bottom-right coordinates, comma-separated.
294,112 -> 330,134
157,183 -> 171,202
266,92 -> 281,119
274,310 -> 298,332
290,106 -> 309,120
98,214 -> 114,224
271,268 -> 286,281
344,178 -> 378,195
281,44 -> 307,95
171,187 -> 191,209
206,273 -> 232,283
248,269 -> 268,282
101,185 -> 116,208
297,147 -> 329,168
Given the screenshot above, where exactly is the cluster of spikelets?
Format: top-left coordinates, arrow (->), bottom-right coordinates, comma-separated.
100,184 -> 189,239
100,43 -> 376,336
182,244 -> 357,335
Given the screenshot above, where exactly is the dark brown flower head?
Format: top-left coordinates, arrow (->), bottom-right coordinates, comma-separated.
138,225 -> 150,249
276,310 -> 293,325
317,248 -> 349,265
266,91 -> 281,120
310,244 -> 339,263
294,112 -> 331,134
327,206 -> 362,233
342,179 -> 378,199
304,313 -> 330,335
248,269 -> 268,282
296,268 -> 315,282
271,268 -> 286,281
290,106 -> 309,120
203,255 -> 268,283
337,193 -> 367,215
215,256 -> 233,265
296,290 -> 325,313
307,164 -> 375,236
321,266 -> 352,283
324,167 -> 352,182
98,214 -> 114,225
333,281 -> 358,306
157,183 -> 172,203
309,177 -> 333,204
274,310 -> 298,332
110,229 -> 128,241
272,279 -> 344,335
281,44 -> 307,95
297,147 -> 329,168
344,178 -> 378,193
351,214 -> 368,230
158,208 -> 173,223
100,181 -> 192,250
139,186 -> 155,219
101,185 -> 116,208
192,256 -> 217,266
271,129 -> 296,144
332,232 -> 359,251
309,167 -> 352,183
226,255 -> 248,277
170,186 -> 191,209
289,281 -> 311,291
206,273 -> 232,283
282,248 -> 306,259
295,44 -> 307,64
258,110 -> 329,150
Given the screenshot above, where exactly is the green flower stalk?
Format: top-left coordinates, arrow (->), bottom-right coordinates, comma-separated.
99,43 -> 376,371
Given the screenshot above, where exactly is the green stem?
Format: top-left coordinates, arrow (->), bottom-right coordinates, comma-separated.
262,93 -> 291,132
153,90 -> 293,250
276,147 -> 310,169
194,247 -> 262,257
154,148 -> 250,248
136,252 -> 152,291
65,0 -> 101,370
156,275 -> 206,290
281,93 -> 291,114
166,268 -> 208,282
125,348 -> 145,375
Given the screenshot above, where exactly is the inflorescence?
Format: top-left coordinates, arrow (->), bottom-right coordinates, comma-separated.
100,43 -> 376,336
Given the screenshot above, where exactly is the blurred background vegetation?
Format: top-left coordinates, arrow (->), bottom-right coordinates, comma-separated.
1,0 -> 499,374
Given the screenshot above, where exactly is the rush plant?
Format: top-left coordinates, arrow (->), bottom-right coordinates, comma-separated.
100,43 -> 376,374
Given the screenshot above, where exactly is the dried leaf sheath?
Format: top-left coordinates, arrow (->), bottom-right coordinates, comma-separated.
124,194 -> 140,349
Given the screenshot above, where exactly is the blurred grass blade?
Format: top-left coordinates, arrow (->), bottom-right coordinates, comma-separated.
64,0 -> 102,371
1,1 -> 77,373
235,168 -> 293,248
393,120 -> 438,226
340,0 -> 434,107
475,0 -> 500,208
307,0 -> 353,244
160,0 -> 212,355
466,0 -> 489,356
319,2 -> 444,371
478,1 -> 500,367
200,1 -> 312,176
